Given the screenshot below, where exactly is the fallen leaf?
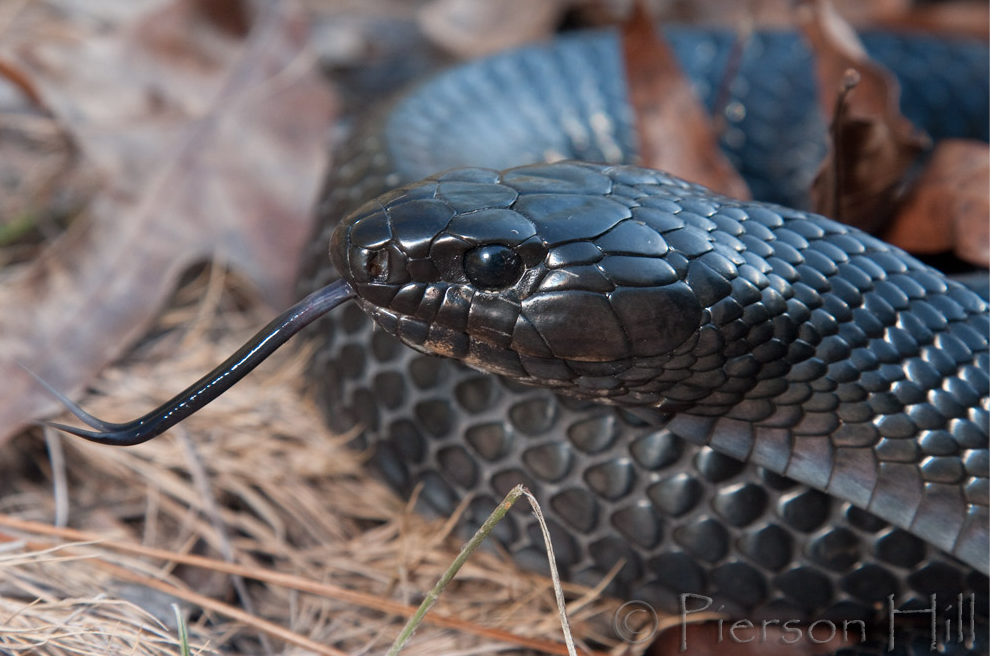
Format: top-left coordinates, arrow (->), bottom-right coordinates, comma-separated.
575,0 -> 912,29
800,0 -> 929,231
621,2 -> 751,200
647,619 -> 854,656
885,139 -> 989,266
418,0 -> 567,58
876,0 -> 989,41
0,0 -> 336,444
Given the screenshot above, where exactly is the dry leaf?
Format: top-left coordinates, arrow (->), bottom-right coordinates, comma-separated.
648,620 -> 855,656
621,2 -> 751,200
577,0 -> 913,29
885,139 -> 989,267
876,0 -> 990,41
419,0 -> 567,58
0,0 -> 336,444
800,0 -> 929,231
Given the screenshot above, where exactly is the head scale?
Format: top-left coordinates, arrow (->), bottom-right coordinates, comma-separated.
330,161 -> 744,407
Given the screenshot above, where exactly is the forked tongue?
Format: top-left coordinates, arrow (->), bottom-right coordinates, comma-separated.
33,280 -> 356,446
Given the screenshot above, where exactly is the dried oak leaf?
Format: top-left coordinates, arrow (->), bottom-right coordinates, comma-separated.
885,139 -> 989,267
622,2 -> 751,200
0,0 -> 336,444
800,0 -> 929,232
647,620 -> 854,656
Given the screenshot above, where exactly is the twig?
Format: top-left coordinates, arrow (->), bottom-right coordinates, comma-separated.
94,557 -> 346,656
829,68 -> 861,222
386,485 -> 580,656
522,488 -> 577,656
710,17 -> 754,136
43,427 -> 68,528
387,485 -> 527,655
178,426 -> 274,656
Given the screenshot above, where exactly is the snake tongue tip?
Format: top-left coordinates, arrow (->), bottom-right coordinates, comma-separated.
20,362 -> 119,432
36,419 -> 101,441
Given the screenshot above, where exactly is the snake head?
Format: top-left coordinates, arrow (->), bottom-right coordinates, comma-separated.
330,161 -> 740,404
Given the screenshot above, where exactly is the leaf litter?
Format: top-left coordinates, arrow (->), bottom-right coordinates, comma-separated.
885,139 -> 989,267
799,0 -> 930,232
0,0 -> 986,653
799,0 -> 988,263
1,265 -> 623,655
621,1 -> 751,200
0,0 -> 335,445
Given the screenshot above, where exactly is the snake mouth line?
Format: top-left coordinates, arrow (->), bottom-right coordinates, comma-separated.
361,301 -> 502,364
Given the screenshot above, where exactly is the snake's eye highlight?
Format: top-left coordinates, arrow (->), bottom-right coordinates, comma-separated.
464,244 -> 524,290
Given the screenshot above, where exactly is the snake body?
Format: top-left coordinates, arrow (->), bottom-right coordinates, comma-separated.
301,27 -> 990,623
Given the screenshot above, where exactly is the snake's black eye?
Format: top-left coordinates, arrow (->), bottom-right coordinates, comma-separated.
464,244 -> 524,290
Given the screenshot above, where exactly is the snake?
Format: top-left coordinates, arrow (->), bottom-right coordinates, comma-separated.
47,24 -> 988,643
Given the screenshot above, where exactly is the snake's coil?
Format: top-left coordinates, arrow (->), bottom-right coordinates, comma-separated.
300,28 -> 990,621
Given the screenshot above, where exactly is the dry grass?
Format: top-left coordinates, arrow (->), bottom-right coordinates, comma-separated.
0,265 -> 630,655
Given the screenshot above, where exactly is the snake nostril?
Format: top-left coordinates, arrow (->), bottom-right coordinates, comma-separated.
369,249 -> 389,282
464,244 -> 524,290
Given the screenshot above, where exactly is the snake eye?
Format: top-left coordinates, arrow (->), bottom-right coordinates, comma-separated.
464,244 -> 524,290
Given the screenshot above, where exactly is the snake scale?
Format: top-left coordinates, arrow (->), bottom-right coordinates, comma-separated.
298,27 -> 990,625
48,24 -> 989,647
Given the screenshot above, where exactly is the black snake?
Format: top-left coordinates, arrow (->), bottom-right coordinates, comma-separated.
49,24 -> 989,647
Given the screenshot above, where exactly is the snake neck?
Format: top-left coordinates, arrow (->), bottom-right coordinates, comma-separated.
647,199 -> 990,570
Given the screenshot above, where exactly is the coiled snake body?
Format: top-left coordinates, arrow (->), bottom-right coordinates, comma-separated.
300,27 -> 990,622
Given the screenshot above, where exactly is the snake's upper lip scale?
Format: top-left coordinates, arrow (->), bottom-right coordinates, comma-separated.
36,280 -> 357,446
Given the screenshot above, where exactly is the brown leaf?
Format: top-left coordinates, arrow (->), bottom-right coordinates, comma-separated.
575,0 -> 912,30
885,139 -> 989,267
648,620 -> 855,656
0,0 -> 336,444
621,2 -> 751,200
876,1 -> 989,42
419,0 -> 567,58
800,0 -> 929,232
